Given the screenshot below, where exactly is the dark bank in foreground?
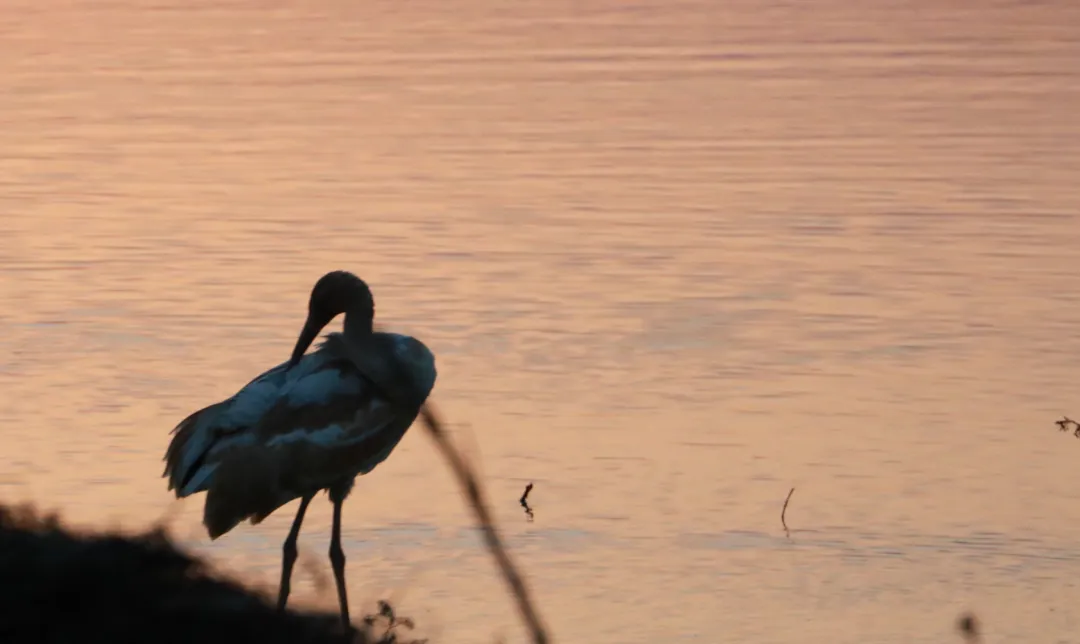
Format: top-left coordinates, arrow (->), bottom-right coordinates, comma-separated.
0,503 -> 419,644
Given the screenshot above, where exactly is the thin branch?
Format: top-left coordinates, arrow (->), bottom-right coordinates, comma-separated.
781,487 -> 795,536
520,483 -> 535,522
419,403 -> 549,644
1056,416 -> 1079,437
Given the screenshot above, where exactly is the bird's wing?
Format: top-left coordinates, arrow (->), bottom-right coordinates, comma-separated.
253,357 -> 415,495
162,352 -> 332,495
201,358 -> 417,535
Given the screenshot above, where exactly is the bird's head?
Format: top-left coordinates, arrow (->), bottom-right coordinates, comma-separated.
288,271 -> 374,369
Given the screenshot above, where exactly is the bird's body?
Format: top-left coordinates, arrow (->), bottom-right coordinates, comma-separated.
161,270 -> 436,630
164,330 -> 436,539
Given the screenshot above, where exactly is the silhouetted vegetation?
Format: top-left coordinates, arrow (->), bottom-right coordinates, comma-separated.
520,483 -> 535,522
780,487 -> 795,538
0,503 -> 417,644
362,600 -> 427,644
1056,416 -> 1079,437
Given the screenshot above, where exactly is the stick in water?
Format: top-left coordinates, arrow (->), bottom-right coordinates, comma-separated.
781,487 -> 795,536
520,483 -> 535,521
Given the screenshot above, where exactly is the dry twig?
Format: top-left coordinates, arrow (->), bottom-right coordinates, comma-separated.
520,483 -> 535,522
781,487 -> 795,536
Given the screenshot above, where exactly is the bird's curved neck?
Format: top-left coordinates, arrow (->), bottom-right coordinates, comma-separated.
342,307 -> 374,338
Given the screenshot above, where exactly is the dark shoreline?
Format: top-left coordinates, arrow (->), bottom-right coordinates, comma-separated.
0,503 -> 372,644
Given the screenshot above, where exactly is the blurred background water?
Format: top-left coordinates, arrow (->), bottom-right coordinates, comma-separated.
2,1 -> 1080,642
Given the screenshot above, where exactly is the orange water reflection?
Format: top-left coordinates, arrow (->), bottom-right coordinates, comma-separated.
2,1 -> 1080,642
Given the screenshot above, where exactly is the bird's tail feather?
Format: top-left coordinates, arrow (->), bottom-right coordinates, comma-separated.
203,448 -> 283,540
163,401 -> 229,493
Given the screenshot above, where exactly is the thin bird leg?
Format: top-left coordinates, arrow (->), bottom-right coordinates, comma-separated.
277,494 -> 314,612
329,497 -> 351,629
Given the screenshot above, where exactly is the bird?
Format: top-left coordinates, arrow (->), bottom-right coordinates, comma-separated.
162,270 -> 437,630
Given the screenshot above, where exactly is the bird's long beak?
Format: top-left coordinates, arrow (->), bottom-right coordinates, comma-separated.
287,313 -> 330,370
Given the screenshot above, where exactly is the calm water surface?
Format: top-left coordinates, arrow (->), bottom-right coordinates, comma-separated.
2,1 -> 1080,642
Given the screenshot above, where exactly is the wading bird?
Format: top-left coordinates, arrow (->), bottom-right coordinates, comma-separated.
162,271 -> 436,630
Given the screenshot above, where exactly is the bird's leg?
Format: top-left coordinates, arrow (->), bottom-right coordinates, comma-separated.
277,494 -> 314,612
329,496 -> 351,630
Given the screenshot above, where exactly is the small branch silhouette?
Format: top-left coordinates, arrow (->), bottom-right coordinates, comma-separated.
781,487 -> 795,537
361,600 -> 425,644
1056,416 -> 1079,437
956,612 -> 980,644
520,483 -> 534,522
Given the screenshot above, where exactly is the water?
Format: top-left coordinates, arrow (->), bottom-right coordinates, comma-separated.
2,1 -> 1080,642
